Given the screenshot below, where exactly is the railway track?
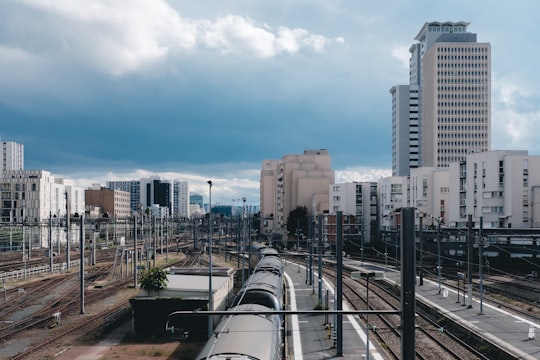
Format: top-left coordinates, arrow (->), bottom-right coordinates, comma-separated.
323,265 -> 490,359
0,264 -> 119,343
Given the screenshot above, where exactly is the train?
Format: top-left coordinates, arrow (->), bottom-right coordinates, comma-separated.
196,242 -> 284,360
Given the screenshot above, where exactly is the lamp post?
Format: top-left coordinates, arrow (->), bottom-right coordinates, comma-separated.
207,180 -> 214,339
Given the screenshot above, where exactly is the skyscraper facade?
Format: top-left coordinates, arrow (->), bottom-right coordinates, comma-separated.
392,21 -> 491,174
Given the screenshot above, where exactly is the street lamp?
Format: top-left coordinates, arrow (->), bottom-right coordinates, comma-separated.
207,180 -> 214,339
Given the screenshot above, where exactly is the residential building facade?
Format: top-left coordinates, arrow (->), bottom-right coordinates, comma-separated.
329,181 -> 379,247
447,150 -> 540,229
260,149 -> 334,238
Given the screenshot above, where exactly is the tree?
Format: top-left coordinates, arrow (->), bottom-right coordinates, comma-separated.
139,267 -> 168,294
286,206 -> 309,249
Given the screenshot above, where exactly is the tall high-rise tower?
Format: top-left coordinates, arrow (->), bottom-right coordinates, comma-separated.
391,21 -> 491,173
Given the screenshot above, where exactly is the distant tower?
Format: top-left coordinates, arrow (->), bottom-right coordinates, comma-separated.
391,21 -> 491,173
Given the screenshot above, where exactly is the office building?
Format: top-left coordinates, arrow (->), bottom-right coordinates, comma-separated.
107,180 -> 141,212
85,185 -> 131,219
391,21 -> 491,174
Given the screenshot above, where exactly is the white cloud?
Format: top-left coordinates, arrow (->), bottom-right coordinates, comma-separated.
336,166 -> 391,183
491,76 -> 540,153
391,44 -> 410,70
56,168 -> 261,205
14,0 -> 340,75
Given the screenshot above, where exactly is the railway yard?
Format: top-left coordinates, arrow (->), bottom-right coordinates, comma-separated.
0,241 -> 539,359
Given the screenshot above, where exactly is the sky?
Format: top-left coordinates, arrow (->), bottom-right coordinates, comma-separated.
1,1 -> 540,205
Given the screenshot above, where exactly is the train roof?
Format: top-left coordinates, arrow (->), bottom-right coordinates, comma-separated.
254,257 -> 283,273
196,304 -> 279,360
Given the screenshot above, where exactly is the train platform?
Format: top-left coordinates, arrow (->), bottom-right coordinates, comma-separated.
284,260 -> 388,359
345,259 -> 540,360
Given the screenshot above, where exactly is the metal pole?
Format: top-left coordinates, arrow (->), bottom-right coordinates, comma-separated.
49,212 -> 53,273
479,216 -> 484,315
401,207 -> 416,360
134,215 -> 138,288
467,214 -> 473,308
318,214 -> 323,305
66,192 -> 70,270
207,181 -> 214,339
79,215 -> 85,314
309,219 -> 313,287
419,215 -> 423,285
437,219 -> 442,294
336,211 -> 343,356
384,232 -> 388,272
366,275 -> 371,360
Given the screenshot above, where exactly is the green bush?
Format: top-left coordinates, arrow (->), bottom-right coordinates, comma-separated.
139,267 -> 168,292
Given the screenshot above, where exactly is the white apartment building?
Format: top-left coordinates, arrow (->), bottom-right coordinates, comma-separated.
379,176 -> 407,231
447,150 -> 540,229
409,167 -> 450,225
329,182 -> 378,245
1,170 -> 84,247
2,141 -> 24,172
260,149 -> 334,238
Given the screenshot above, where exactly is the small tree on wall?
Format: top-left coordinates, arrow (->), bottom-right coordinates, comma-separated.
139,267 -> 168,295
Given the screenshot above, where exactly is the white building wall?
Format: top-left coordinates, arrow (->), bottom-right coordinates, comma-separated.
447,150 -> 531,228
379,176 -> 407,231
262,149 -> 334,237
174,181 -> 190,219
409,167 -> 450,225
390,85 -> 412,176
2,141 -> 24,172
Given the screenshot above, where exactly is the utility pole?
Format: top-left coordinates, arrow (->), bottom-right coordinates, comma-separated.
49,212 -> 53,273
336,211 -> 343,356
401,208 -> 416,360
479,216 -> 484,315
418,215 -> 423,286
79,215 -> 85,314
467,214 -> 473,308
